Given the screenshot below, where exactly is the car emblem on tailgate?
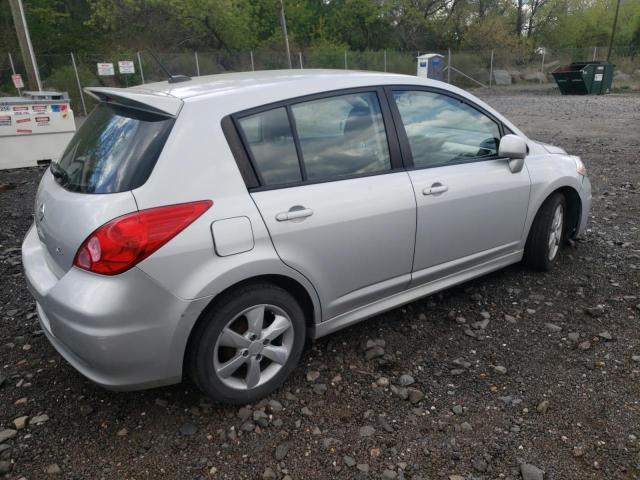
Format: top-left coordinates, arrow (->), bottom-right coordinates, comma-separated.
37,203 -> 45,222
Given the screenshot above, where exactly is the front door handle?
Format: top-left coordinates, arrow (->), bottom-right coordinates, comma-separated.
275,207 -> 314,222
422,183 -> 448,196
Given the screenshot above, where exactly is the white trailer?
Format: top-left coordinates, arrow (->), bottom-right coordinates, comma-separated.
0,91 -> 76,170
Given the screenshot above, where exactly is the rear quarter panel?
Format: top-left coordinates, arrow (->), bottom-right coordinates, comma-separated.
130,99 -> 321,317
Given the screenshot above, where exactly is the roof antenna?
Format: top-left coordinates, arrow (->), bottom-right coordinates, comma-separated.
145,49 -> 191,84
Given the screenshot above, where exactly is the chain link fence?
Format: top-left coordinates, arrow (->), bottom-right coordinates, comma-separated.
2,47 -> 639,114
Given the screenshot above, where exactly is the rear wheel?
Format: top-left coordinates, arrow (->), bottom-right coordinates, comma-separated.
523,193 -> 567,271
188,283 -> 306,404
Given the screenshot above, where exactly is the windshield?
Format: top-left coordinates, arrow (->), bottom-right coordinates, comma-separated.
52,103 -> 174,193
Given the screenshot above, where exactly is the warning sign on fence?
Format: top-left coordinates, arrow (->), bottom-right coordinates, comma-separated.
97,63 -> 115,76
118,61 -> 135,74
11,74 -> 24,89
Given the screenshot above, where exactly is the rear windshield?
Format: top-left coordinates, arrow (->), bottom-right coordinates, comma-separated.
52,103 -> 175,193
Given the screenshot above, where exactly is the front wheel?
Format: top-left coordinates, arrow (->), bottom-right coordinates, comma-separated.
188,283 -> 306,404
523,193 -> 567,271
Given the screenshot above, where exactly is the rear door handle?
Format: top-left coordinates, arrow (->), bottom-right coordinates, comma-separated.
275,207 -> 314,222
422,183 -> 448,195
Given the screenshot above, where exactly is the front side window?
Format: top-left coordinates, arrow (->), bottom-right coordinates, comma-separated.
238,107 -> 302,186
392,90 -> 500,169
291,92 -> 391,181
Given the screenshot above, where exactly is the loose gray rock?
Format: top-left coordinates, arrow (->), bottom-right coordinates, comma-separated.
520,462 -> 544,480
632,355 -> 640,363
274,442 -> 290,460
343,455 -> 356,467
306,370 -> 320,382
383,469 -> 398,479
452,405 -> 463,415
391,385 -> 409,400
504,314 -> 517,323
568,332 -> 580,342
398,374 -> 415,386
365,345 -> 385,360
493,365 -> 507,375
180,422 -> 197,436
537,400 -> 550,414
578,340 -> 591,350
13,416 -> 28,430
598,331 -> 613,341
453,358 -> 471,369
0,430 -> 17,444
356,463 -> 370,473
359,425 -> 375,437
407,388 -> 425,404
30,414 -> 49,425
545,323 -> 562,333
460,422 -> 473,432
262,467 -> 277,479
45,463 -> 62,475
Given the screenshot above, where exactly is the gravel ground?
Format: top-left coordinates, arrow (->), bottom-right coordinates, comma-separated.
1,91 -> 639,480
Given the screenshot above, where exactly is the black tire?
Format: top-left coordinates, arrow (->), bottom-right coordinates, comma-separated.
523,192 -> 567,271
188,283 -> 306,404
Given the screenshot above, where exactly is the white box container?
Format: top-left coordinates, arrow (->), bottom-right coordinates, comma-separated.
0,91 -> 76,170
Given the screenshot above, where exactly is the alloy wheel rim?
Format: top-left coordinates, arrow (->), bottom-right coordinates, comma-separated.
547,204 -> 564,261
213,304 -> 294,390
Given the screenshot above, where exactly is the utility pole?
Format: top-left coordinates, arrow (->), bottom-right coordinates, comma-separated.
279,0 -> 292,69
606,0 -> 622,62
8,0 -> 41,91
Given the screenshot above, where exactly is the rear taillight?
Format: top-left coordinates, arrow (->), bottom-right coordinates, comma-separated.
73,200 -> 212,275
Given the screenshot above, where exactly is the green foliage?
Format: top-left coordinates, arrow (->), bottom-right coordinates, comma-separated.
44,63 -> 96,112
3,0 -> 639,59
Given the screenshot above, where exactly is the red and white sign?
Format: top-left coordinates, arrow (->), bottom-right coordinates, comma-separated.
35,116 -> 50,125
97,62 -> 115,76
0,115 -> 11,126
11,74 -> 24,89
32,105 -> 47,113
16,117 -> 31,124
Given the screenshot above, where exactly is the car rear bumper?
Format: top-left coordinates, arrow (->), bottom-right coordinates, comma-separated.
22,224 -> 206,391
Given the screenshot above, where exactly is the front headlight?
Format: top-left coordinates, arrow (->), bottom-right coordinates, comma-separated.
573,156 -> 587,176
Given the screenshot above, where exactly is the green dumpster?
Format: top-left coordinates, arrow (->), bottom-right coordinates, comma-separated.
551,61 -> 614,95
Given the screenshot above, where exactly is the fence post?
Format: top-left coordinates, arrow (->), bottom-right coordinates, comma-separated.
344,50 -> 348,69
250,51 -> 255,72
540,50 -> 545,78
384,50 -> 387,72
137,51 -> 145,84
70,52 -> 87,116
489,50 -> 494,89
7,52 -> 21,96
194,51 -> 200,76
299,51 -> 303,69
593,46 -> 597,61
447,49 -> 451,83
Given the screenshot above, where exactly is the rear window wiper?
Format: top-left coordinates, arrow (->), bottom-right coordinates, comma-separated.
50,162 -> 69,186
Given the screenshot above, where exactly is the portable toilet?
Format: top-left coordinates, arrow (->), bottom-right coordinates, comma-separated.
417,53 -> 445,81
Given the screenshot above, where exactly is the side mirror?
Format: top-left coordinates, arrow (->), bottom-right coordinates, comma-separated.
499,134 -> 527,173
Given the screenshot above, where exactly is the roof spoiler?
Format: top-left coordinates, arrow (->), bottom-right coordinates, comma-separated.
84,87 -> 183,117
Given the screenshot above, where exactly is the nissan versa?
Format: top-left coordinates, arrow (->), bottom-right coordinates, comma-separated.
22,70 -> 591,404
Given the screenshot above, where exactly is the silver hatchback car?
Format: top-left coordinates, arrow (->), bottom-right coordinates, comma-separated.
22,70 -> 591,404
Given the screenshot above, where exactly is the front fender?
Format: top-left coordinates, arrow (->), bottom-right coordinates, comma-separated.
520,153 -> 586,249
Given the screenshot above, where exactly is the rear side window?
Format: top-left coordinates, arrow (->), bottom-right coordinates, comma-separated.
291,92 -> 391,181
237,108 -> 301,186
52,103 -> 174,193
